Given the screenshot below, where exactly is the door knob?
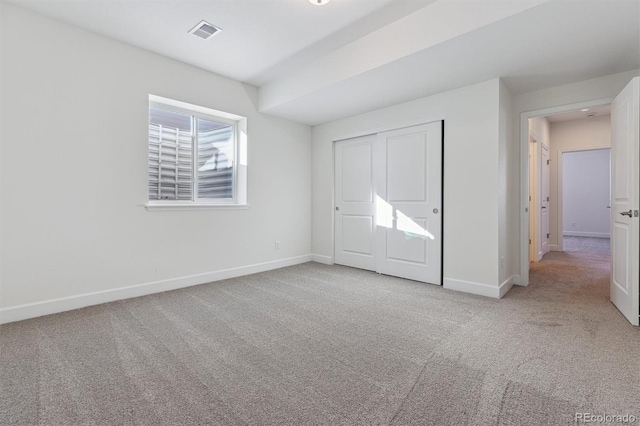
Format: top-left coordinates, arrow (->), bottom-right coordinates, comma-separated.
433,208 -> 439,214
335,206 -> 339,211
620,210 -> 632,217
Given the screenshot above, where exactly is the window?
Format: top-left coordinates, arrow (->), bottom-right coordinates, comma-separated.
147,95 -> 247,209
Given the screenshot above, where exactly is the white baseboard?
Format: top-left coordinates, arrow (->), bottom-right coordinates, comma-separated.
549,244 -> 561,252
0,255 -> 312,325
443,277 -> 501,299
513,274 -> 526,286
499,275 -> 515,298
563,231 -> 610,238
311,254 -> 333,265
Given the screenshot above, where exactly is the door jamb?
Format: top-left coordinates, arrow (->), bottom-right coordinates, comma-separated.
518,98 -> 614,286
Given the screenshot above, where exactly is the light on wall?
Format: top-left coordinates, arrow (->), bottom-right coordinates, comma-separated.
309,0 -> 331,5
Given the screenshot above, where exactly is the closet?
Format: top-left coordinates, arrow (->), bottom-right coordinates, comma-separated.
334,122 -> 443,284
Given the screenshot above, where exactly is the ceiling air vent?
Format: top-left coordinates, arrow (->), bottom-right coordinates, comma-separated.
189,20 -> 222,40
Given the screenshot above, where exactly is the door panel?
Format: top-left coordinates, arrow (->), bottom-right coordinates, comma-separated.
334,135 -> 377,271
341,215 -> 374,255
342,143 -> 373,202
376,122 -> 442,284
387,133 -> 427,202
387,216 -> 428,264
610,77 -> 639,326
612,223 -> 628,294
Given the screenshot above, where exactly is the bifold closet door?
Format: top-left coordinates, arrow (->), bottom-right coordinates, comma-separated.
376,123 -> 442,284
334,122 -> 442,285
334,135 -> 377,271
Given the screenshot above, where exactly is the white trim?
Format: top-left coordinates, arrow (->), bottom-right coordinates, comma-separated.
0,255 -> 312,325
148,94 -> 248,208
549,244 -> 561,252
145,203 -> 249,211
311,254 -> 334,265
563,231 -> 610,238
149,94 -> 244,121
332,116 -> 445,143
519,97 -> 614,287
443,277 -> 501,299
513,274 -> 524,286
499,275 -> 515,298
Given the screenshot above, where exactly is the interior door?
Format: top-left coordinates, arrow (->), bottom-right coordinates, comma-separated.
610,77 -> 639,326
334,135 -> 377,271
376,122 -> 442,284
540,143 -> 550,257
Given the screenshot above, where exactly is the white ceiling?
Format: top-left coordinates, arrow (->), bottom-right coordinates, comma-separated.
547,105 -> 611,123
6,0 -> 640,126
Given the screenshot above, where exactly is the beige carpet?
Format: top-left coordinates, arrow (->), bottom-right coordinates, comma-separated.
1,237 -> 638,425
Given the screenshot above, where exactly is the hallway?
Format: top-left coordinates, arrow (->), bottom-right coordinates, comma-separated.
526,236 -> 610,303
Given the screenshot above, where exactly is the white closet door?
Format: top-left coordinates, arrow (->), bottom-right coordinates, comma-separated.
334,135 -> 377,271
376,122 -> 442,284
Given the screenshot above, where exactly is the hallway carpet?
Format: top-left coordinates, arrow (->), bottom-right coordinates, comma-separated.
1,239 -> 638,425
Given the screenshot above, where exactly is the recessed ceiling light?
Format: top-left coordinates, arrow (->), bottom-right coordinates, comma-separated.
188,20 -> 222,40
309,0 -> 331,5
581,108 -> 589,112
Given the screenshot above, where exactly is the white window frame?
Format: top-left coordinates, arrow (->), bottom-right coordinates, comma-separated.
146,95 -> 248,211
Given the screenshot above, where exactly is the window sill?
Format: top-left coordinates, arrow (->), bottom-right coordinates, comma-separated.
144,203 -> 249,212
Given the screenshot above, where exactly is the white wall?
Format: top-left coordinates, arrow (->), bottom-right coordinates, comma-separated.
498,81 -> 515,290
548,116 -> 610,247
562,148 -> 610,238
512,69 -> 639,281
0,5 -> 312,319
312,79 -> 504,297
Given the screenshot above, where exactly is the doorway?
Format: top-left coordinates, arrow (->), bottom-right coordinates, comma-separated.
522,101 -> 613,275
527,109 -> 612,262
520,77 -> 639,326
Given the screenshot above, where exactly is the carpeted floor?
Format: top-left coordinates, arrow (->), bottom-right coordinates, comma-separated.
1,237 -> 638,425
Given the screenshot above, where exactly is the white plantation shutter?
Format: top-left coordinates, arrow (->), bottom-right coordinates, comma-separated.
148,107 -> 194,200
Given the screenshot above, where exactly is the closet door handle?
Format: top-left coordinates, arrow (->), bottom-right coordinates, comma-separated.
620,210 -> 632,217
